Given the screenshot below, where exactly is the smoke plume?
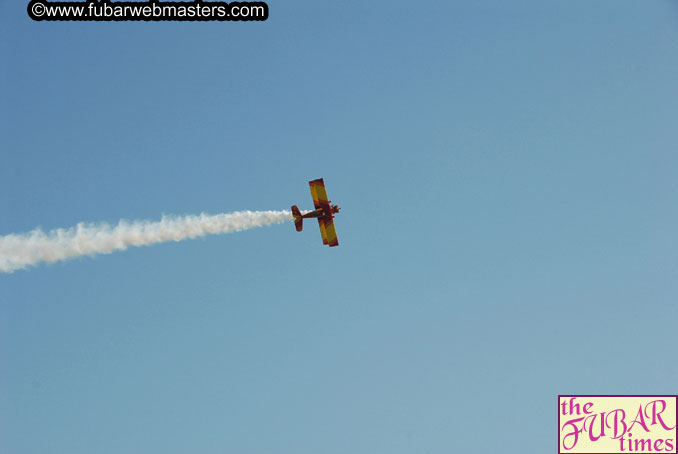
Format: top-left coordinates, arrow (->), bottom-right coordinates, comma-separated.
0,210 -> 292,273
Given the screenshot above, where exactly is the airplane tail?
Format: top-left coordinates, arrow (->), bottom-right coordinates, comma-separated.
291,205 -> 303,232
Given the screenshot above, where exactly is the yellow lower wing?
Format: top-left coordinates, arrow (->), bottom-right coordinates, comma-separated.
323,219 -> 339,247
317,219 -> 329,245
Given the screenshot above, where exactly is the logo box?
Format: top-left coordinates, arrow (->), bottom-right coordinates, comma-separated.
558,395 -> 677,454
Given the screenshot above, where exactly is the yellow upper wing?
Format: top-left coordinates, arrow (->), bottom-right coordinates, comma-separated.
309,179 -> 329,209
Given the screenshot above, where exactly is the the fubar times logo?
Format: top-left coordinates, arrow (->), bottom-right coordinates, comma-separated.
559,396 -> 677,453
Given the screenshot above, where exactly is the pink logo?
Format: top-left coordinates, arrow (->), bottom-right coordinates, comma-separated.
558,395 -> 677,453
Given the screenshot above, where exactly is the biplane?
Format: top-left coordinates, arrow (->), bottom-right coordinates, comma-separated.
291,178 -> 340,247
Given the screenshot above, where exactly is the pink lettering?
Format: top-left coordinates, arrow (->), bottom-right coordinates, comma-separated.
584,413 -> 607,441
606,408 -> 628,439
561,417 -> 585,450
645,400 -> 676,431
628,405 -> 651,433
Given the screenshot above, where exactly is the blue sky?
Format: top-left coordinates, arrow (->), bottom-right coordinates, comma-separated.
1,1 -> 677,452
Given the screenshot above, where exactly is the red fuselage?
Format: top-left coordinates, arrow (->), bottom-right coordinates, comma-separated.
300,205 -> 340,221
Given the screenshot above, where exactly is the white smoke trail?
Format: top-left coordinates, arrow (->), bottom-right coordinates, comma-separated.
0,210 -> 293,273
